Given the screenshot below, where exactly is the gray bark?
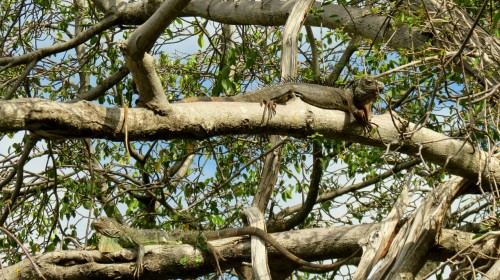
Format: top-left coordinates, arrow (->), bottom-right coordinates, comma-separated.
2,224 -> 495,280
0,98 -> 498,190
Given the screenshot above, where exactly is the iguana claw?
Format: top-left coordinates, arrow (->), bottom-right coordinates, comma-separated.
133,243 -> 145,279
133,263 -> 143,279
260,99 -> 277,122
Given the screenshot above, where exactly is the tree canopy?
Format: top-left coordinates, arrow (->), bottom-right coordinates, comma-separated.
0,0 -> 499,279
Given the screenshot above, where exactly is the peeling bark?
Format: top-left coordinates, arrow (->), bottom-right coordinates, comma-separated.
370,177 -> 471,279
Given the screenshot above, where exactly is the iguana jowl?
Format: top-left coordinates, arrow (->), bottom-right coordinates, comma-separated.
92,217 -> 354,278
176,77 -> 384,129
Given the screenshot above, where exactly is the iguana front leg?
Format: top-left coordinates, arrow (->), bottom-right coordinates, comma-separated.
351,106 -> 372,131
134,243 -> 145,279
121,233 -> 145,279
325,91 -> 372,131
92,218 -> 145,279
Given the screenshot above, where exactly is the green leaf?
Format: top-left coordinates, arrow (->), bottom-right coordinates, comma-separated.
221,79 -> 231,91
179,257 -> 189,264
294,162 -> 301,173
197,34 -> 204,48
166,28 -> 173,39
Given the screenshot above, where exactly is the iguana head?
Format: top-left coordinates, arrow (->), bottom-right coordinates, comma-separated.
92,217 -> 124,238
351,77 -> 385,106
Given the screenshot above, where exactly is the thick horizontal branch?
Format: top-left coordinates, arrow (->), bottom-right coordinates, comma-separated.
0,98 -> 498,188
2,224 -> 495,280
118,0 -> 430,49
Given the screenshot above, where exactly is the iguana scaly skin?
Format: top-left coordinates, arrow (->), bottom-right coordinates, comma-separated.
176,77 -> 384,129
92,217 -> 354,277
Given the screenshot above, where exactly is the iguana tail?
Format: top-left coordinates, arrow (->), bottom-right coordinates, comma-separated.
197,227 -> 359,272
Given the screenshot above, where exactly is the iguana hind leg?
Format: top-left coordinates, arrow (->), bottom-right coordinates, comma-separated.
207,243 -> 224,277
260,99 -> 277,123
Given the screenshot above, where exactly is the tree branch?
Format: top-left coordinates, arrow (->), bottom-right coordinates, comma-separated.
273,158 -> 422,222
0,99 -> 498,189
2,224 -> 495,280
119,0 -> 190,115
0,14 -> 120,69
371,177 -> 471,279
268,141 -> 323,232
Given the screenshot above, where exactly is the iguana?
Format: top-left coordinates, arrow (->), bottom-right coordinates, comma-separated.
175,77 -> 384,129
92,217 -> 356,278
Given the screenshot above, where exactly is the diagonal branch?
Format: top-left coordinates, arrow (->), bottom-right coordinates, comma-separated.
119,0 -> 190,114
274,158 -> 422,219
268,141 -> 324,232
0,134 -> 40,226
